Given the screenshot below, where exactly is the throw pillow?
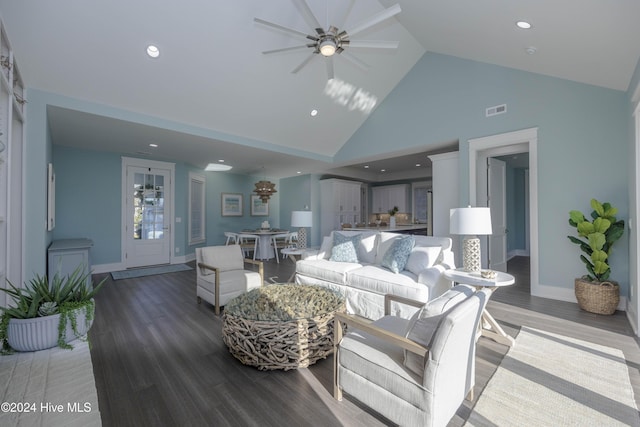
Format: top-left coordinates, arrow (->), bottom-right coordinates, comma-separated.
381,235 -> 415,273
329,232 -> 362,263
403,284 -> 476,376
318,236 -> 333,259
405,246 -> 442,275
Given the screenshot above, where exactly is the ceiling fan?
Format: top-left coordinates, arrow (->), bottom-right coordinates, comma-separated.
254,0 -> 401,80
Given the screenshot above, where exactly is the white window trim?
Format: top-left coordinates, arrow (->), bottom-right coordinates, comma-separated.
188,172 -> 206,245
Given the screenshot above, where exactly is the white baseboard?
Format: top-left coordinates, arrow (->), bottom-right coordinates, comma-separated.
533,282 -> 627,312
507,249 -> 530,260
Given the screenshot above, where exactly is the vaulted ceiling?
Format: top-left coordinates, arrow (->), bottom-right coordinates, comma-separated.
1,0 -> 639,179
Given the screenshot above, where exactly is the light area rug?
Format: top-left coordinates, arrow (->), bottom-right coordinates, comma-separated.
110,263 -> 192,280
0,340 -> 101,426
466,326 -> 640,427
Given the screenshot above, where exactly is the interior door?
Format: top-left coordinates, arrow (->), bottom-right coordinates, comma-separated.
125,166 -> 172,268
488,157 -> 507,272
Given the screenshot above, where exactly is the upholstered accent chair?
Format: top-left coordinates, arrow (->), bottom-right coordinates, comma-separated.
333,285 -> 490,427
196,245 -> 263,315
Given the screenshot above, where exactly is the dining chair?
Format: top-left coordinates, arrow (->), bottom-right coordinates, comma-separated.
237,233 -> 259,259
270,233 -> 290,264
224,232 -> 238,245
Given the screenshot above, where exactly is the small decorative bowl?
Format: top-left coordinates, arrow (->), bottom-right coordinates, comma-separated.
481,270 -> 497,279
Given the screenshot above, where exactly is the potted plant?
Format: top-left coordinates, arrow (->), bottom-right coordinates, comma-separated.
567,198 -> 625,314
388,206 -> 399,228
0,266 -> 106,353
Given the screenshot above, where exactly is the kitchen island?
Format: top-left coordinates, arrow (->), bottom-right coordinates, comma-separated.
341,224 -> 429,235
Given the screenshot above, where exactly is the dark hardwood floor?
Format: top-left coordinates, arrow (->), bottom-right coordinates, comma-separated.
89,256 -> 640,426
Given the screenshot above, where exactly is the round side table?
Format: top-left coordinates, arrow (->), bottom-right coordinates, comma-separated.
444,268 -> 515,347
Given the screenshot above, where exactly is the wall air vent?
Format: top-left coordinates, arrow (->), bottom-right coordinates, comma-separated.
486,104 -> 507,117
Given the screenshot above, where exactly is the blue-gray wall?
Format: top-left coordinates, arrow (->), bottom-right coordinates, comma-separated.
51,144 -> 282,266
340,52 -> 630,297
22,51 -> 634,305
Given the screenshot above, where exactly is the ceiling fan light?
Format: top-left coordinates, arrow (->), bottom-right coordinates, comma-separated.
319,39 -> 337,56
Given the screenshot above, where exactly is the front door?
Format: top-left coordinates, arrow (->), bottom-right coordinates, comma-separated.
123,159 -> 173,268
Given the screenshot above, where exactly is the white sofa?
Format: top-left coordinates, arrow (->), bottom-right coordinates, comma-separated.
295,230 -> 455,320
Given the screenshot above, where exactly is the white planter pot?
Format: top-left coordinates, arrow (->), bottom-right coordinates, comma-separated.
390,216 -> 397,228
7,304 -> 94,352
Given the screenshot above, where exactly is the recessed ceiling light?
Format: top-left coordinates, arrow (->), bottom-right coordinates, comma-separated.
296,171 -> 302,174
364,165 -> 369,169
205,163 -> 233,171
516,21 -> 532,29
381,169 -> 386,172
525,46 -> 537,55
146,45 -> 160,58
415,163 -> 421,167
149,143 -> 158,148
310,109 -> 318,117
218,159 -> 225,162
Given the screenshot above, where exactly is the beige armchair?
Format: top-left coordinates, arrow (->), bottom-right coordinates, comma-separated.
333,285 -> 490,427
196,245 -> 263,315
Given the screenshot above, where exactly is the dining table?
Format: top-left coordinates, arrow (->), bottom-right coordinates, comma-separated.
239,229 -> 288,260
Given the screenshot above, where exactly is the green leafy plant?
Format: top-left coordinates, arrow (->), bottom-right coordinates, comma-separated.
0,266 -> 106,353
567,199 -> 625,281
388,206 -> 399,216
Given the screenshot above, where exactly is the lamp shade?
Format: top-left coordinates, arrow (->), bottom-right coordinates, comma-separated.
291,211 -> 313,227
449,207 -> 492,235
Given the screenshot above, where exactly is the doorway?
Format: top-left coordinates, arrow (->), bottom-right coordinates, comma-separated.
468,127 -> 538,296
121,157 -> 175,268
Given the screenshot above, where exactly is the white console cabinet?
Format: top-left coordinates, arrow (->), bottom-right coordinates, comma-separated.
48,239 -> 94,289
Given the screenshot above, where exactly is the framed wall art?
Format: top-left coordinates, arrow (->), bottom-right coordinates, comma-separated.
250,195 -> 269,216
221,193 -> 243,216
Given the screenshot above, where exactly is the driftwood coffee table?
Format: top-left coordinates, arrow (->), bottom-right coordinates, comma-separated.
222,284 -> 345,370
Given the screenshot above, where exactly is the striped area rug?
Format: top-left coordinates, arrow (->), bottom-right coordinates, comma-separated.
466,326 -> 640,427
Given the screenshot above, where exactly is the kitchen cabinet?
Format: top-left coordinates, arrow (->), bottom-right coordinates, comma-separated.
371,184 -> 410,213
320,179 -> 363,237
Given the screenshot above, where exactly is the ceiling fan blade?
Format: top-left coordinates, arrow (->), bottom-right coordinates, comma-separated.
345,4 -> 401,38
291,0 -> 322,32
291,53 -> 316,74
254,17 -> 310,39
335,0 -> 356,31
340,51 -> 370,72
326,56 -> 335,80
347,40 -> 399,49
262,45 -> 311,55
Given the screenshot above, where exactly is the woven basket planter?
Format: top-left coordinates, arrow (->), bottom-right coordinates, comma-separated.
574,278 -> 619,315
222,284 -> 345,371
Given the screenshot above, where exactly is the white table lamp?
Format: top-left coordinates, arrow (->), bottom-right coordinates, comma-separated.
450,207 -> 492,272
291,211 -> 313,249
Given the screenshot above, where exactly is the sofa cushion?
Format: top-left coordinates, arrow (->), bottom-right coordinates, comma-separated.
375,232 -> 403,264
403,284 -> 476,376
405,246 -> 442,275
381,235 -> 415,273
347,266 -> 430,302
330,232 -> 362,262
296,259 -> 362,285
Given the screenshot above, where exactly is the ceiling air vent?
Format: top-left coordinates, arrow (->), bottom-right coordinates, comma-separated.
486,104 -> 507,117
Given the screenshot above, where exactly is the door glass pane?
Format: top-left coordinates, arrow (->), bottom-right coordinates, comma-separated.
133,172 -> 165,240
